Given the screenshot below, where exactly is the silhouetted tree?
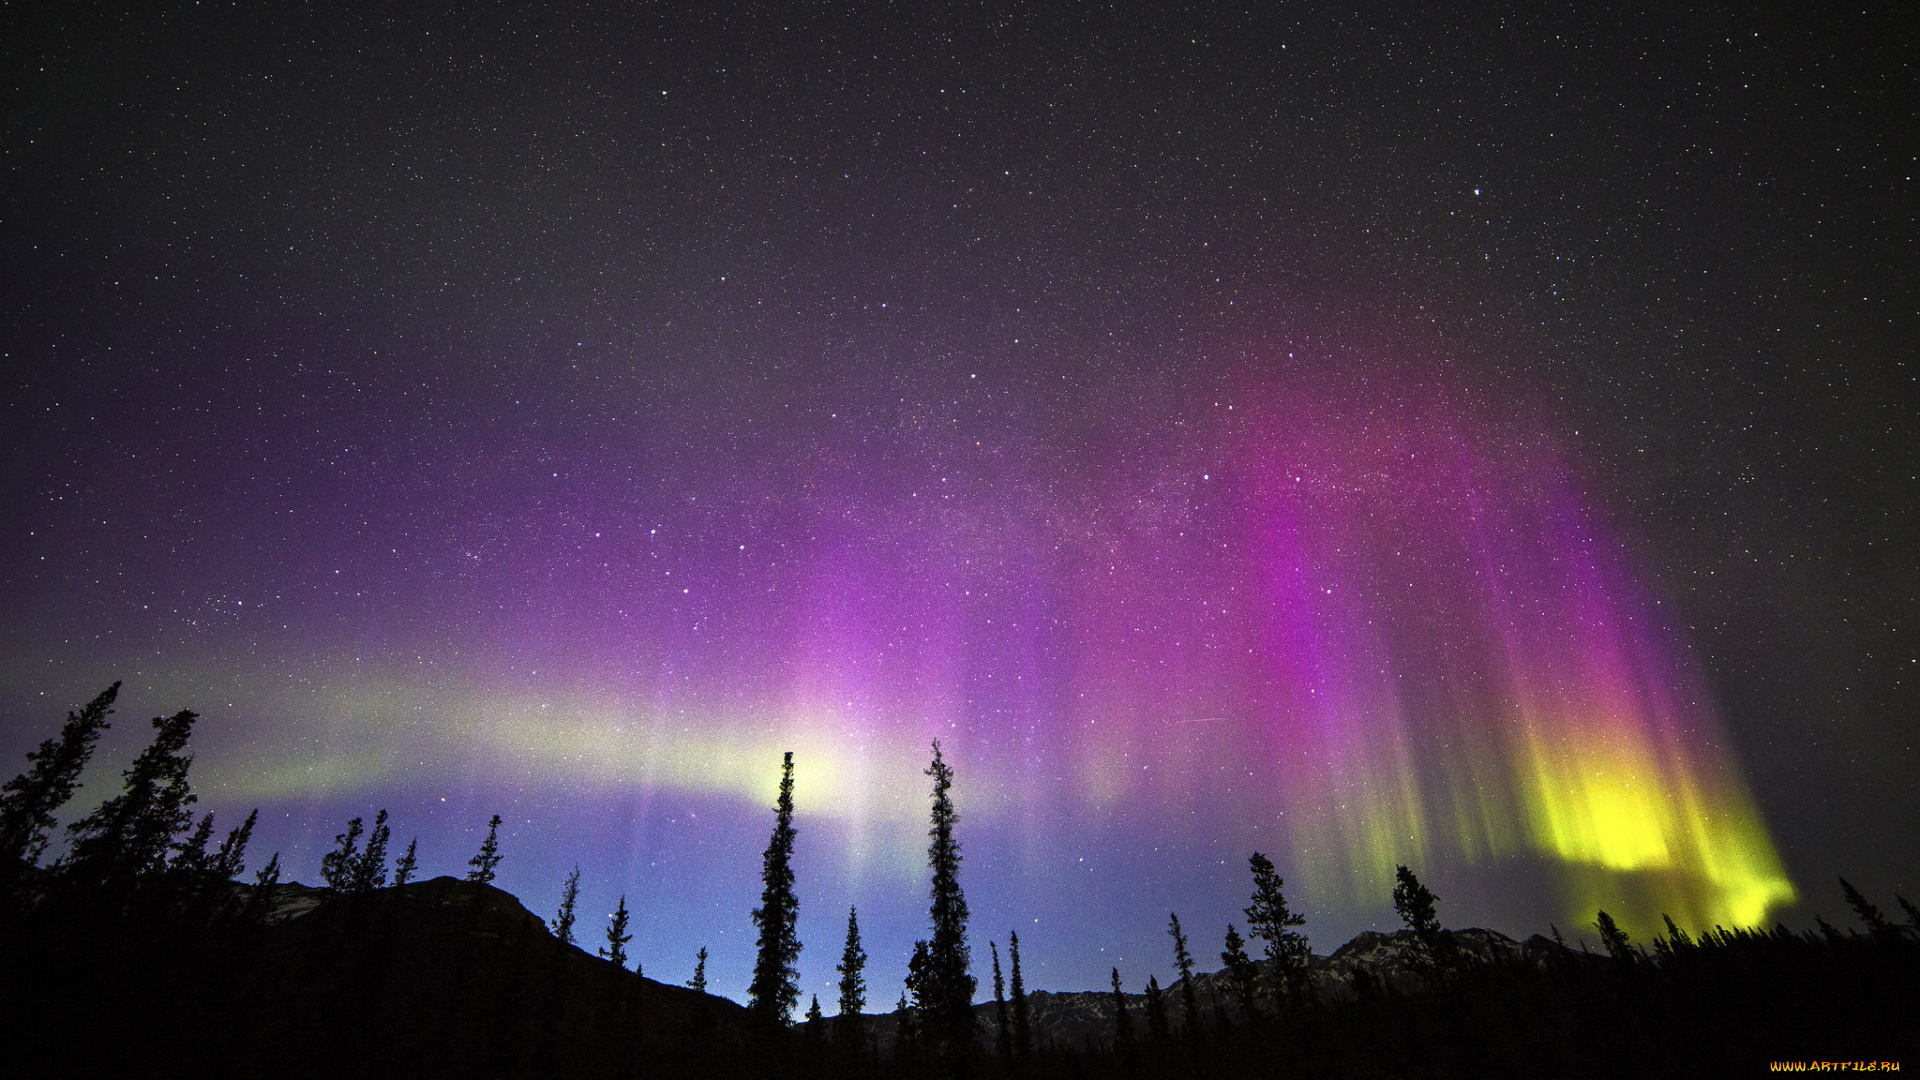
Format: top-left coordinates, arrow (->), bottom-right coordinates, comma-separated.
1168,912 -> 1200,1036
1009,929 -> 1032,1058
1111,967 -> 1135,1054
601,895 -> 632,968
834,906 -> 868,1014
392,837 -> 418,886
690,946 -> 708,992
802,991 -> 825,1045
920,740 -> 976,1058
1899,896 -> 1920,936
1840,876 -> 1893,938
991,941 -> 1012,1063
806,995 -> 826,1042
1244,852 -> 1308,1004
466,814 -> 503,883
63,708 -> 199,888
244,851 -> 282,922
748,751 -> 801,1024
172,812 -> 216,874
552,865 -> 582,945
346,809 -> 390,893
213,809 -> 256,880
1144,975 -> 1170,1047
837,907 -> 868,1059
1594,910 -> 1633,961
1221,924 -> 1259,1018
0,682 -> 117,875
893,991 -> 919,1063
1393,864 -> 1455,971
320,816 -> 364,890
1657,913 -> 1694,957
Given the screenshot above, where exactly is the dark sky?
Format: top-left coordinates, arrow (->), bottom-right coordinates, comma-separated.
3,1 -> 1914,1006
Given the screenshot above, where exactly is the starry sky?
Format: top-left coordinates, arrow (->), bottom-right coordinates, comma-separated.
3,1 -> 1914,1008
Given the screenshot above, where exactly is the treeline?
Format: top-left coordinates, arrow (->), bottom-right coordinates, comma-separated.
2,684 -> 1916,1078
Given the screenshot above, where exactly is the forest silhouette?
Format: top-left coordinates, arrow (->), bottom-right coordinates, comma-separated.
1,684 -> 1914,1077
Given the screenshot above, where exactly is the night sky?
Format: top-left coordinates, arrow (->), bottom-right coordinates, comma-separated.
3,2 -> 1914,1009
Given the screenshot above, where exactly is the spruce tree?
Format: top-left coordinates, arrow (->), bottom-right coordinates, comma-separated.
1393,864 -> 1454,970
1594,910 -> 1633,961
1167,912 -> 1200,1036
320,816 -> 364,890
601,895 -> 632,968
991,940 -> 1012,1063
63,708 -> 199,887
1661,913 -> 1694,951
1110,967 -> 1134,1053
1840,877 -> 1893,937
213,809 -> 257,879
806,995 -> 825,1043
391,837 -> 419,886
347,809 -> 391,893
1009,928 -> 1032,1058
689,946 -> 708,992
837,906 -> 867,1016
552,865 -> 582,945
1898,895 -> 1920,936
921,740 -> 975,1056
893,991 -> 918,1061
244,851 -> 282,923
1244,852 -> 1308,1004
172,812 -> 216,874
1220,924 -> 1259,1018
0,682 -> 117,871
1144,975 -> 1170,1046
466,814 -> 503,883
748,751 -> 801,1024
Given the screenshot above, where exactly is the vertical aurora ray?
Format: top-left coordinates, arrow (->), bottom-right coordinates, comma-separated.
1163,361 -> 1800,933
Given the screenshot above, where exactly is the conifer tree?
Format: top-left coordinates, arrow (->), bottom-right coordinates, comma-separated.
748,751 -> 801,1024
244,851 -> 282,923
921,740 -> 976,1056
893,991 -> 918,1061
1393,864 -> 1454,970
391,837 -> 419,886
1144,975 -> 1170,1047
0,682 -> 118,872
690,946 -> 708,992
1167,912 -> 1200,1036
466,814 -> 503,883
837,906 -> 867,1016
991,940 -> 1012,1063
1594,910 -> 1633,961
601,895 -> 632,968
1661,914 -> 1694,952
346,809 -> 391,893
1244,852 -> 1308,1004
1840,876 -> 1893,937
1220,924 -> 1259,1018
1110,967 -> 1134,1052
552,865 -> 582,945
173,812 -> 216,874
1898,895 -> 1920,936
320,816 -> 364,890
806,995 -> 825,1041
63,708 -> 199,887
213,809 -> 257,879
1009,929 -> 1032,1058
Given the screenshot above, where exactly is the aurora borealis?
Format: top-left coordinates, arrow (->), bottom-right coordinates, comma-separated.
2,2 -> 1911,1008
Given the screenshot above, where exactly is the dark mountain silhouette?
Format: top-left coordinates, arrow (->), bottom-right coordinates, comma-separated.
4,875 -> 754,1079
